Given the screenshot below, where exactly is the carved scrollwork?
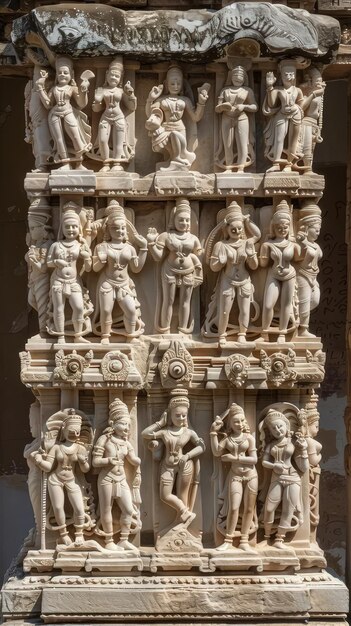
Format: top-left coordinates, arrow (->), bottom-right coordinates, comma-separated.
53,349 -> 93,386
159,340 -> 194,388
225,354 -> 250,388
260,349 -> 297,387
100,351 -> 131,382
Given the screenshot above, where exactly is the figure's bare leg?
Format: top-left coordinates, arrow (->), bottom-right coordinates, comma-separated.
118,294 -> 137,335
236,117 -> 249,170
99,288 -> 114,343
262,278 -> 280,335
160,282 -> 176,332
98,120 -> 111,165
178,285 -> 193,332
218,480 -> 243,551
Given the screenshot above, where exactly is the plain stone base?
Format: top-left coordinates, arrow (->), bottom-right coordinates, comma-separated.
1,570 -> 348,624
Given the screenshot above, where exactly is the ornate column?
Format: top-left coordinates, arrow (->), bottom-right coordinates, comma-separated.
1,2 -> 349,624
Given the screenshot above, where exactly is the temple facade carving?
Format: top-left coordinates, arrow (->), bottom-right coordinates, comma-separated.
1,2 -> 349,625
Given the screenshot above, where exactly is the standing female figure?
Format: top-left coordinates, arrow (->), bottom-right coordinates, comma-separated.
210,404 -> 258,551
259,408 -> 308,548
93,399 -> 141,552
25,208 -> 53,333
145,64 -> 209,170
142,394 -> 205,527
296,203 -> 322,337
259,202 -> 300,342
36,56 -> 93,169
30,409 -> 92,547
215,65 -> 257,172
147,197 -> 203,334
93,201 -> 147,342
92,57 -> 137,172
203,202 -> 260,344
299,67 -> 325,172
47,203 -> 93,342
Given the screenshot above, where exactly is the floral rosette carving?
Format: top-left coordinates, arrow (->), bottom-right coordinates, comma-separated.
159,340 -> 194,388
260,349 -> 297,387
100,351 -> 130,382
53,349 -> 93,387
225,354 -> 250,388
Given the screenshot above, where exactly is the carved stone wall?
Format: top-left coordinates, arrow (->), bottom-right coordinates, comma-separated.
0,2 -> 349,624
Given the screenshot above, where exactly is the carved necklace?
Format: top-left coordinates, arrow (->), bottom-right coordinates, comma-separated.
109,242 -> 126,270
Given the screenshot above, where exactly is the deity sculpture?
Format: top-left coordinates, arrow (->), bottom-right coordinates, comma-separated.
259,408 -> 308,548
142,393 -> 205,528
299,67 -> 325,172
147,197 -> 203,334
36,56 -> 94,170
92,398 -> 141,552
296,203 -> 322,337
210,404 -> 258,552
23,400 -> 42,547
263,59 -> 304,173
203,202 -> 261,345
91,57 -> 137,172
93,200 -> 147,343
259,201 -> 300,342
145,64 -> 210,171
215,65 -> 258,172
47,203 -> 93,343
304,397 -> 322,543
25,206 -> 54,334
30,409 -> 93,547
24,60 -> 53,172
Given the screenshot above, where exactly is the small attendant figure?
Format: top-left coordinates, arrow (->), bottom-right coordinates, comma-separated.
25,206 -> 54,334
296,203 -> 322,337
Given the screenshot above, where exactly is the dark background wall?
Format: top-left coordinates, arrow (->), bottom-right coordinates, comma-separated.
0,76 -> 348,582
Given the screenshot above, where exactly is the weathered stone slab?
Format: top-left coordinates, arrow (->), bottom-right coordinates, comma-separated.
12,3 -> 340,62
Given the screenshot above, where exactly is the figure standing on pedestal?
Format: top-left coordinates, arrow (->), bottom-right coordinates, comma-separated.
299,67 -> 325,172
25,207 -> 54,334
142,393 -> 205,528
147,198 -> 203,334
210,404 -> 258,552
93,200 -> 147,343
215,65 -> 257,172
203,202 -> 261,345
259,201 -> 300,343
47,203 -> 93,343
296,203 -> 322,337
30,409 -> 93,547
24,58 -> 53,172
263,59 -> 304,173
145,64 -> 210,171
92,57 -> 137,172
23,400 -> 42,547
93,398 -> 141,552
36,56 -> 94,170
259,408 -> 308,548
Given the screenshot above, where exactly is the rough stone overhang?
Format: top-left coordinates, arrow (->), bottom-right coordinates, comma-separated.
12,2 -> 340,64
